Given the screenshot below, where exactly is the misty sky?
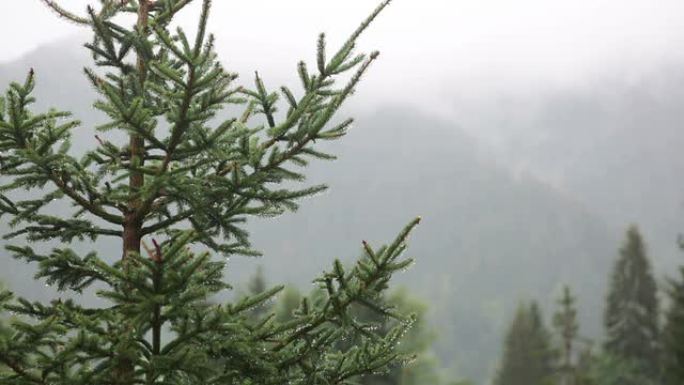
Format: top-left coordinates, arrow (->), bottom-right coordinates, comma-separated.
3,2 -> 684,80
1,0 -> 684,140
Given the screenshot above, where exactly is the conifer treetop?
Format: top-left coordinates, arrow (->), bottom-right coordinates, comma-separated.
0,1 -> 422,384
662,237 -> 684,384
603,225 -> 660,378
494,301 -> 555,385
1,0 -> 392,257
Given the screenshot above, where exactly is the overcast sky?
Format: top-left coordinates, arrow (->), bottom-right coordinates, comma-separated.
1,0 -> 684,118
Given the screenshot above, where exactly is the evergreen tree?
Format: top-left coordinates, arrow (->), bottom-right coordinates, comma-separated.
494,301 -> 555,385
550,286 -> 594,385
274,285 -> 303,323
574,344 -> 595,385
244,266 -> 269,320
0,281 -> 10,376
356,288 -> 442,385
272,285 -> 443,385
247,266 -> 267,296
603,225 -> 660,377
585,354 -> 658,385
552,286 -> 579,385
0,1 -> 421,384
663,253 -> 684,385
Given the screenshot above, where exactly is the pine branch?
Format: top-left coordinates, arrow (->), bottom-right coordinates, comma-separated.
271,218 -> 420,352
40,0 -> 89,24
152,0 -> 196,27
41,0 -> 131,25
0,1 -> 415,384
47,170 -> 124,224
0,355 -> 45,384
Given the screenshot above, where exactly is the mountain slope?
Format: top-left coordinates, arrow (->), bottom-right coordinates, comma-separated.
456,69 -> 684,274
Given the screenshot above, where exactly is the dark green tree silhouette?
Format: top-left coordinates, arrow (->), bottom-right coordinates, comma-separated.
494,301 -> 555,385
274,285 -> 303,323
551,286 -> 595,385
0,1 -> 421,384
552,286 -> 580,385
243,265 -> 269,320
663,245 -> 684,385
585,354 -> 658,385
574,343 -> 596,385
603,225 -> 660,378
247,266 -> 267,296
0,282 -> 10,376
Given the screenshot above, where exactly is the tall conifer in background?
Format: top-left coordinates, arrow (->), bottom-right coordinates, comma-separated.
244,266 -> 268,320
603,225 -> 660,378
0,1 -> 422,384
494,301 -> 555,385
663,250 -> 684,385
552,286 -> 579,385
246,266 -> 267,297
586,354 -> 658,385
273,285 -> 303,323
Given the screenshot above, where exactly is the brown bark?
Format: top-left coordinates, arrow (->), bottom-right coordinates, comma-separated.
115,3 -> 150,384
121,0 -> 150,261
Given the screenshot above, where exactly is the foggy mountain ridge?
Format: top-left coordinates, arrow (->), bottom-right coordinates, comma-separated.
458,65 -> 684,274
0,38 -> 678,383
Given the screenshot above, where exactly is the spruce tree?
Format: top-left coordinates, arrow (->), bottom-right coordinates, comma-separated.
574,344 -> 595,385
244,266 -> 268,320
603,225 -> 659,377
0,281 -> 9,376
273,286 -> 442,385
355,289 -> 441,385
0,1 -> 421,384
274,286 -> 303,323
494,302 -> 555,385
552,286 -> 579,385
246,266 -> 267,297
586,354 -> 658,385
663,254 -> 684,384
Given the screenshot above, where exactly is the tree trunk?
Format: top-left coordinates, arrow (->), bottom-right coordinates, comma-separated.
122,0 -> 149,261
115,3 -> 150,384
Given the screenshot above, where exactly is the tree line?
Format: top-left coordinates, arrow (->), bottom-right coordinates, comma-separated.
494,225 -> 684,385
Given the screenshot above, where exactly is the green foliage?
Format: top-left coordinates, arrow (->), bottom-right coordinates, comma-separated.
243,266 -> 269,320
550,286 -> 600,385
584,354 -> 658,385
603,225 -> 660,378
574,345 -> 597,385
246,266 -> 267,296
0,224 -> 420,384
494,301 -> 555,385
0,1 -> 424,384
271,284 -> 444,385
552,286 -> 580,385
0,282 -> 9,376
663,250 -> 684,385
274,285 -> 303,323
356,288 -> 442,385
